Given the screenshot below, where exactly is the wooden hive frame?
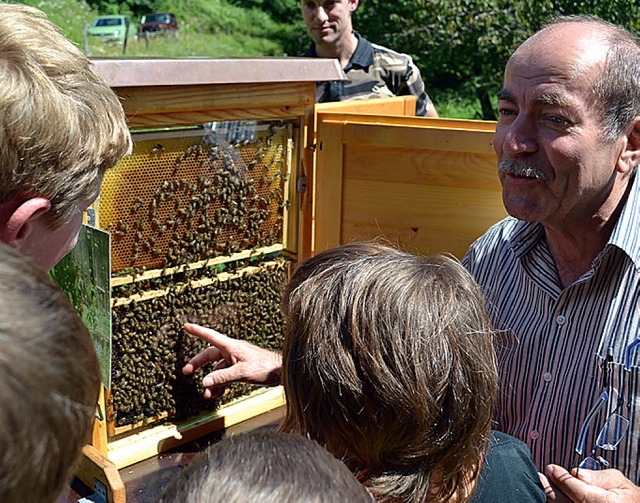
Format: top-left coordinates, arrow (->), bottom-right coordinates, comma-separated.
75,58 -> 345,503
312,112 -> 506,258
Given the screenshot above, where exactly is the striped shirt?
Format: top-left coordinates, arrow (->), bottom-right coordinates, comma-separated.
305,33 -> 433,116
463,174 -> 640,482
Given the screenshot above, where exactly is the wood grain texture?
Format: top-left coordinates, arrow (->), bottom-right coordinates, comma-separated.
314,115 -> 506,258
117,82 -> 314,115
106,387 -> 285,469
75,445 -> 125,503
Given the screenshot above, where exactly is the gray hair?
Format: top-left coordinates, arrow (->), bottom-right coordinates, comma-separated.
546,15 -> 640,142
158,431 -> 373,502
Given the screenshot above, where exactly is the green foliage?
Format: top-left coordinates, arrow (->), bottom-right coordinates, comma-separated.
431,86 -> 496,120
356,0 -> 640,120
26,0 -> 640,119
222,0 -> 306,55
227,0 -> 300,24
20,0 -> 95,42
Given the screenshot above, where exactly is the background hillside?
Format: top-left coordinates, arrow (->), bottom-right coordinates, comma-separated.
19,0 -> 640,119
19,0 -> 306,58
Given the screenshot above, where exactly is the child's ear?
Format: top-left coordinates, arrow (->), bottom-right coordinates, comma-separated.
0,197 -> 51,248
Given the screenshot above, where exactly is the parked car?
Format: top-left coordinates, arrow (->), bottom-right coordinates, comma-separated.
87,15 -> 137,44
138,12 -> 179,38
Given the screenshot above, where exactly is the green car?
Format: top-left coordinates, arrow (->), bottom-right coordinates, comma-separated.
87,15 -> 137,43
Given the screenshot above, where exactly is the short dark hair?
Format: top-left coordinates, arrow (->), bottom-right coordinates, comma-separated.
158,431 -> 372,502
280,241 -> 497,502
546,15 -> 640,142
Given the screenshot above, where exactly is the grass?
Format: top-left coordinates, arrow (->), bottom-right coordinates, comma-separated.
431,88 -> 498,121
22,0 -> 94,42
24,0 -> 297,58
86,31 -> 284,58
25,0 -> 489,120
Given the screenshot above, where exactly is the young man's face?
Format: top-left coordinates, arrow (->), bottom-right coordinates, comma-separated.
301,0 -> 357,47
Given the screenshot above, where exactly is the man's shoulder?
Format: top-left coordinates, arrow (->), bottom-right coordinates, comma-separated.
368,39 -> 415,68
462,216 -> 527,276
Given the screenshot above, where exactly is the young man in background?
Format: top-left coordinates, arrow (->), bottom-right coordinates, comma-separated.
301,0 -> 438,117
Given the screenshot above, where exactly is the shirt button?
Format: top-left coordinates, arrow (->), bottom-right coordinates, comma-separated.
530,430 -> 540,440
543,372 -> 553,383
556,315 -> 566,325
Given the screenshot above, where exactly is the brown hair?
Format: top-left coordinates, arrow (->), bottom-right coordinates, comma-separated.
0,243 -> 101,503
0,3 -> 131,228
280,241 -> 497,502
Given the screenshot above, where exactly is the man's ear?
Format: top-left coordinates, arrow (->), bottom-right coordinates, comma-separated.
0,197 -> 51,248
618,116 -> 640,174
349,0 -> 359,13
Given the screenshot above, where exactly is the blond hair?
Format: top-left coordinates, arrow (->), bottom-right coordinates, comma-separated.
0,3 -> 131,228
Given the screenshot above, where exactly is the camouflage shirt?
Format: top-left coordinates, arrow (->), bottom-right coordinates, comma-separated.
304,33 -> 432,116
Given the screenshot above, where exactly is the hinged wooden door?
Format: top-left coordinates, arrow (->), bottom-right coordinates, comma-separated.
312,113 -> 506,259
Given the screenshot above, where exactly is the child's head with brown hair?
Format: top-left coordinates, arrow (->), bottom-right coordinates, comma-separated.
280,241 -> 498,502
0,243 -> 101,503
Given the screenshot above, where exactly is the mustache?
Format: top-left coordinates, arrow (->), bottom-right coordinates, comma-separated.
498,159 -> 548,181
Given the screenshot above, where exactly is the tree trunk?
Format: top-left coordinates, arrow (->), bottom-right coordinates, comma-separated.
477,86 -> 496,121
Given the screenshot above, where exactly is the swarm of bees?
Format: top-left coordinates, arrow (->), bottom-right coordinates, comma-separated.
103,121 -> 292,430
103,122 -> 288,273
109,259 -> 288,427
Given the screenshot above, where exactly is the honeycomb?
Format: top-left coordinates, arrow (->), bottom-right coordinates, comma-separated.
99,119 -> 295,434
98,120 -> 290,273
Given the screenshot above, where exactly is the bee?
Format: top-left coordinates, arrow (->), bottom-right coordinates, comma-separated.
131,198 -> 144,214
150,143 -> 165,155
117,219 -> 129,232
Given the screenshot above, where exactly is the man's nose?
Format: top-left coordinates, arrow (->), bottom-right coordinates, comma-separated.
501,115 -> 537,156
315,6 -> 329,22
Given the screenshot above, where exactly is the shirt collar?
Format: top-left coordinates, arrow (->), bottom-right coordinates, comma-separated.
609,172 -> 640,270
303,43 -> 317,57
509,219 -> 544,259
346,32 -> 373,71
304,32 -> 374,71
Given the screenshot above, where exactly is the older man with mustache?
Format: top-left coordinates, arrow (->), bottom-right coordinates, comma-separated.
464,14 -> 640,502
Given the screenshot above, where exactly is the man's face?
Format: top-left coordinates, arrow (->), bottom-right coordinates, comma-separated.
494,24 -> 627,228
301,0 -> 357,47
